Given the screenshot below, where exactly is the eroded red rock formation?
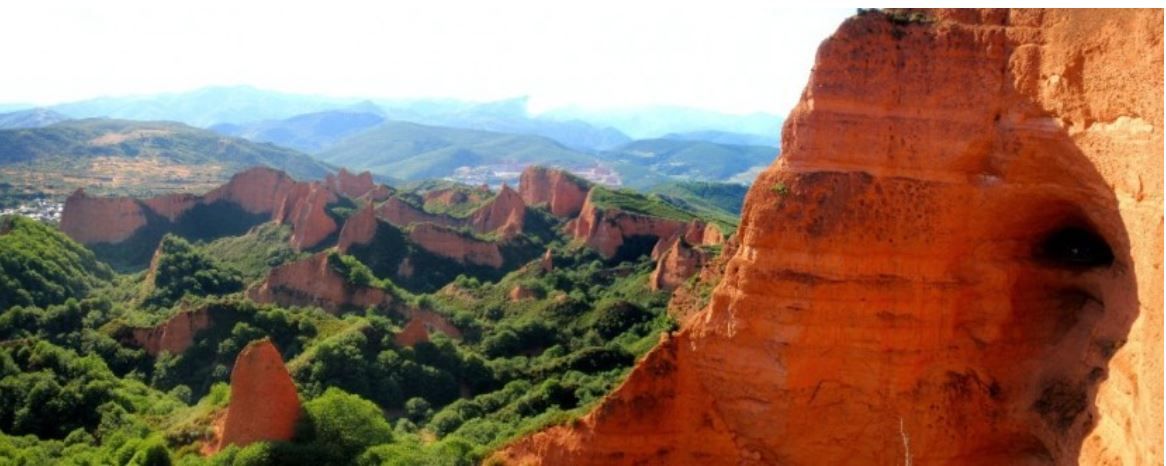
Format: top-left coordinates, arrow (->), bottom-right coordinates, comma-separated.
375,197 -> 459,229
392,309 -> 464,347
470,184 -> 526,238
127,307 -> 213,356
61,167 -> 341,251
248,252 -> 397,313
407,223 -> 504,268
60,189 -> 148,244
566,192 -> 689,259
213,340 -> 300,452
647,237 -> 709,292
519,166 -> 590,218
496,9 -> 1162,465
337,204 -> 379,252
324,168 -> 376,199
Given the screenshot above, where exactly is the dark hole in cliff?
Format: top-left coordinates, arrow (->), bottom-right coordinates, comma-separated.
1032,380 -> 1087,432
612,234 -> 661,263
1036,226 -> 1114,268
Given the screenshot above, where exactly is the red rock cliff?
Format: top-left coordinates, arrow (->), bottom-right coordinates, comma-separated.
496,9 -> 1162,465
519,166 -> 591,217
324,168 -> 376,199
127,307 -> 214,356
214,339 -> 300,452
60,189 -> 148,244
61,167 -> 341,251
470,184 -> 527,238
408,223 -> 504,268
566,191 -> 689,259
248,252 -> 396,314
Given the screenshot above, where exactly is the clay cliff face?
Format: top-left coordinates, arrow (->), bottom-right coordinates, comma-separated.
324,168 -> 376,199
470,184 -> 527,238
497,9 -> 1162,466
214,339 -> 300,452
127,307 -> 213,356
408,223 -> 504,268
61,167 -> 341,251
518,166 -> 590,218
375,197 -> 460,229
566,192 -> 693,260
337,204 -> 379,252
648,237 -> 709,292
392,309 -> 464,347
248,252 -> 396,314
60,189 -> 149,244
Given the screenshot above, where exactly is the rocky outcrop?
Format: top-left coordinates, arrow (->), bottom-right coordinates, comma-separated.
61,167 -> 341,251
281,182 -> 339,250
509,285 -> 538,301
423,186 -> 489,207
337,204 -> 378,252
470,184 -> 526,238
666,234 -> 737,326
324,168 -> 376,199
496,9 -> 1162,465
248,253 -> 397,314
60,189 -> 148,244
213,339 -> 300,452
127,307 -> 213,356
540,249 -> 554,273
407,224 -> 504,268
375,197 -> 459,229
566,192 -> 688,260
647,237 -> 709,292
392,309 -> 464,347
519,166 -> 591,217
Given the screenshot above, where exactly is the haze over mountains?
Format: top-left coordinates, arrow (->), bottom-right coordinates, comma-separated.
0,86 -> 781,198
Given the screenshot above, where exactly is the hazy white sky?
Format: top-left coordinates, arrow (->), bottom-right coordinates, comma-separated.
0,1 -> 852,115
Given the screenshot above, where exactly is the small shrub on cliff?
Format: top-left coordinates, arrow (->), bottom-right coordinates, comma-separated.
771,182 -> 789,197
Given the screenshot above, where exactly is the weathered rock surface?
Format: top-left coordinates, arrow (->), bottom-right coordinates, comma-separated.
213,339 -> 300,452
566,192 -> 689,260
375,197 -> 459,229
408,224 -> 504,268
470,184 -> 526,238
60,189 -> 148,244
496,9 -> 1162,465
337,204 -> 379,252
61,167 -> 341,251
324,168 -> 376,199
127,307 -> 213,356
647,237 -> 709,292
519,166 -> 590,218
248,252 -> 397,313
392,309 -> 464,347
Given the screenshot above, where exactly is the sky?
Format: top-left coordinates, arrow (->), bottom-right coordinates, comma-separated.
0,1 -> 853,115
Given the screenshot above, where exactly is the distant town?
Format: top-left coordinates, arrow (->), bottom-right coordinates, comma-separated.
446,162 -> 622,188
0,199 -> 63,223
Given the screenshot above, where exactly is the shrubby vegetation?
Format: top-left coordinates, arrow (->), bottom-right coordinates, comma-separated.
144,235 -> 244,308
0,215 -> 112,309
0,167 -> 723,466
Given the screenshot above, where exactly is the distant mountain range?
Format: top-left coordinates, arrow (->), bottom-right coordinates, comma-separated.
0,108 -> 70,129
0,87 -> 783,194
0,118 -> 332,198
8,86 -> 779,149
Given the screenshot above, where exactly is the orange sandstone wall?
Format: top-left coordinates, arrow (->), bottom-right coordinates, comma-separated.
496,9 -> 1162,466
518,166 -> 590,218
